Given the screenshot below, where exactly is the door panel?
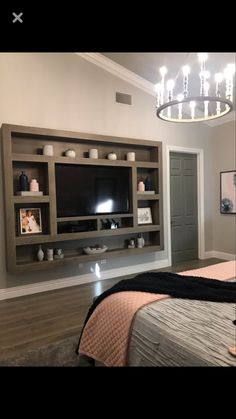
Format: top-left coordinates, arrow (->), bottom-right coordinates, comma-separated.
171,176 -> 182,216
170,153 -> 198,264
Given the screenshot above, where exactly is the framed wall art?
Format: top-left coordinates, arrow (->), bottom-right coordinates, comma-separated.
19,208 -> 42,234
220,170 -> 236,214
138,207 -> 153,224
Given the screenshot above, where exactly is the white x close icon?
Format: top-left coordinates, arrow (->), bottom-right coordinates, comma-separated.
12,12 -> 23,23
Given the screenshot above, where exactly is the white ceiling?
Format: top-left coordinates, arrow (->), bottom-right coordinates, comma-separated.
102,53 -> 235,86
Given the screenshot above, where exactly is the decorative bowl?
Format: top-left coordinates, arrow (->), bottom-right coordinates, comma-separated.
83,245 -> 108,255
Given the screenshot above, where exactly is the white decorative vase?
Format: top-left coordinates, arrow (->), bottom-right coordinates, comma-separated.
126,152 -> 135,161
89,148 -> 98,159
107,152 -> 117,160
65,149 -> 76,158
37,245 -> 44,261
137,234 -> 145,248
30,179 -> 39,191
138,181 -> 145,192
43,144 -> 54,156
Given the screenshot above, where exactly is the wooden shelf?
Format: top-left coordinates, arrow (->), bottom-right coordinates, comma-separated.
13,195 -> 50,203
2,123 -> 163,273
57,213 -> 134,222
12,154 -> 52,163
56,225 -> 161,242
135,162 -> 159,168
136,225 -> 160,233
15,234 -> 53,246
55,156 -> 134,167
14,245 -> 161,273
12,153 -> 159,169
137,194 -> 159,200
15,225 -> 160,246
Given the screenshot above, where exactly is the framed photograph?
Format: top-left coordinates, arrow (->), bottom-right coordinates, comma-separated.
19,208 -> 42,234
138,207 -> 152,224
220,170 -> 236,214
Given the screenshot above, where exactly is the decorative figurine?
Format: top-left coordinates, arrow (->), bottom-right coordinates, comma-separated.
128,238 -> 135,249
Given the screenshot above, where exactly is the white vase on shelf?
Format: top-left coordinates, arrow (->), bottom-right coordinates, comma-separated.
37,245 -> 44,262
107,152 -> 117,160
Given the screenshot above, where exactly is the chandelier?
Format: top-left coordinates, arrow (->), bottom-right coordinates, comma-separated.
155,53 -> 235,123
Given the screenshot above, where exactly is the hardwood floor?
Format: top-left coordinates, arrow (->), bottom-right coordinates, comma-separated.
0,258 -> 224,362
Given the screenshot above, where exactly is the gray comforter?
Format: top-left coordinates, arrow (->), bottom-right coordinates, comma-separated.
128,297 -> 236,366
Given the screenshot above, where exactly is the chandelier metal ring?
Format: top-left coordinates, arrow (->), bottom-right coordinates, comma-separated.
155,54 -> 235,123
156,96 -> 233,123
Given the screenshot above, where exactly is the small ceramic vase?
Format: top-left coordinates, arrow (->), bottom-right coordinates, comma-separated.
138,181 -> 145,192
107,152 -> 117,160
89,149 -> 98,159
145,176 -> 152,191
43,145 -> 54,156
19,171 -> 28,191
137,234 -> 145,248
126,152 -> 135,161
30,179 -> 39,192
47,248 -> 54,261
65,149 -> 76,158
37,245 -> 44,261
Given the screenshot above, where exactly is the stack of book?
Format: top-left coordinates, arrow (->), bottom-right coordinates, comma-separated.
137,191 -> 155,194
17,191 -> 43,196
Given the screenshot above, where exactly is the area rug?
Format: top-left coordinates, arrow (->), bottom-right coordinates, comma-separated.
0,335 -> 83,367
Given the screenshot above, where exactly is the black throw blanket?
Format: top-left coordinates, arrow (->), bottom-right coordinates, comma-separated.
76,271 -> 236,354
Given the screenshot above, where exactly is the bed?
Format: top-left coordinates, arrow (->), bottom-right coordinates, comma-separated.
77,261 -> 236,367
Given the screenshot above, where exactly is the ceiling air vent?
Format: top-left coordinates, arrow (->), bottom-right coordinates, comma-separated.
116,92 -> 132,105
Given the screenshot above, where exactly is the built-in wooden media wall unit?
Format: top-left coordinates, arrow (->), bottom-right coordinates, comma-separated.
1,124 -> 163,274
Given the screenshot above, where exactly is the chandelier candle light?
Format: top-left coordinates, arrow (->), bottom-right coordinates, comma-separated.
155,54 -> 235,122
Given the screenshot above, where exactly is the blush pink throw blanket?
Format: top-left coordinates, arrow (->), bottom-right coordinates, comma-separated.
79,261 -> 236,366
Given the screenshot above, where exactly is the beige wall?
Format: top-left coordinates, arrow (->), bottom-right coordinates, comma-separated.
0,53 -> 214,289
212,121 -> 236,254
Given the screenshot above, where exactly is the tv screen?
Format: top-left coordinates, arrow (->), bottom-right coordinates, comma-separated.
55,164 -> 131,217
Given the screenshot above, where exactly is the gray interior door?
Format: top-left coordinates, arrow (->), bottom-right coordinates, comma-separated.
170,152 -> 198,264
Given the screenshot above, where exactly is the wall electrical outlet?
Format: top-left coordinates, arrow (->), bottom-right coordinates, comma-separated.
79,263 -> 84,269
100,259 -> 107,264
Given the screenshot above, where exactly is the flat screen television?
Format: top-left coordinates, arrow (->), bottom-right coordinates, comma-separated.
55,164 -> 131,217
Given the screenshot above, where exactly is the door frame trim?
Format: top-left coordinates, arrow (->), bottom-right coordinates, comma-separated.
166,146 -> 205,265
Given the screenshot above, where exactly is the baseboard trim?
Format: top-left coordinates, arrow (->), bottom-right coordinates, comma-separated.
203,250 -> 235,260
0,258 -> 169,301
203,251 -> 215,259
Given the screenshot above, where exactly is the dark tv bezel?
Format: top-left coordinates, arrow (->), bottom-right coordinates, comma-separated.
55,163 -> 132,217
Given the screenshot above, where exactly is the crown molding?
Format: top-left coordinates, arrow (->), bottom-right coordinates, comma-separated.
76,53 -> 155,97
